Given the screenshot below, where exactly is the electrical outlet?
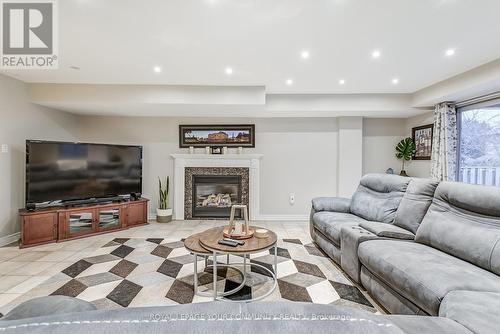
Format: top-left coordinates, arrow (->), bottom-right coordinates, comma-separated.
289,193 -> 295,205
1,144 -> 8,154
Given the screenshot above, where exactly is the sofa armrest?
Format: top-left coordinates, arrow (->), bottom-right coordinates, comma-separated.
311,197 -> 351,213
340,226 -> 380,283
359,221 -> 415,240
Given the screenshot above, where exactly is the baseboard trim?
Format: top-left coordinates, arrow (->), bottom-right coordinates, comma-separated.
0,232 -> 20,247
252,215 -> 309,221
149,213 -> 308,222
148,212 -> 156,221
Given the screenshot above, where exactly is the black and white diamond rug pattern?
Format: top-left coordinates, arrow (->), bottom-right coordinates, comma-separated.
6,238 -> 375,312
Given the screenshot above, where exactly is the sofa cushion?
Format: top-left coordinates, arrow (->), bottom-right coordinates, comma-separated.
439,291 -> 500,334
350,174 -> 410,223
359,221 -> 415,240
312,211 -> 367,245
360,266 -> 426,315
312,228 -> 342,264
393,178 -> 439,234
415,181 -> 500,275
358,240 -> 500,315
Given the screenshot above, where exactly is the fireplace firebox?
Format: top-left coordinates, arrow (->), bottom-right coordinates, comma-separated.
192,175 -> 242,218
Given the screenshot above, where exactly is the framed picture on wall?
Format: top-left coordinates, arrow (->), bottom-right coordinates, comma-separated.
179,124 -> 255,148
211,147 -> 222,154
412,124 -> 433,160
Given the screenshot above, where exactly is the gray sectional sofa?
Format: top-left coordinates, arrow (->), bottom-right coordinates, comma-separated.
310,173 -> 500,333
0,297 -> 477,334
2,173 -> 499,334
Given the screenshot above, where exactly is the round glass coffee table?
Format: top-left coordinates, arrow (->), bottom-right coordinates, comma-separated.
184,226 -> 278,302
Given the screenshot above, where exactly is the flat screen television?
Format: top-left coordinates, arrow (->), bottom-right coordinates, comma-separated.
26,140 -> 143,205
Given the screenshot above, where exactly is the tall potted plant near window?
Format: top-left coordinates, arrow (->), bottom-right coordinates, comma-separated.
395,137 -> 416,177
157,176 -> 172,223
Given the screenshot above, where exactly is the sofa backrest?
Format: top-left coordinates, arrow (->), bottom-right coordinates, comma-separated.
415,181 -> 500,275
393,178 -> 439,233
350,174 -> 410,223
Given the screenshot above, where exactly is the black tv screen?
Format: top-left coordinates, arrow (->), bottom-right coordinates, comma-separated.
26,141 -> 143,204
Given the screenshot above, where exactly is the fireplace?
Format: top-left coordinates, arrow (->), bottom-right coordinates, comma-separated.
192,175 -> 242,218
184,167 -> 249,219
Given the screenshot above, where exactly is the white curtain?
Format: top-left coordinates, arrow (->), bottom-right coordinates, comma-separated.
430,102 -> 458,181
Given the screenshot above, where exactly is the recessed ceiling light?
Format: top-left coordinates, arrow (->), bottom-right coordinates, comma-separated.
153,66 -> 162,73
392,78 -> 399,85
371,50 -> 381,59
300,50 -> 310,59
445,48 -> 456,57
339,79 -> 345,85
225,67 -> 233,75
286,79 -> 294,86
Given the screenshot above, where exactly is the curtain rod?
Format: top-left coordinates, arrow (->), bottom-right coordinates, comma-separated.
455,91 -> 500,108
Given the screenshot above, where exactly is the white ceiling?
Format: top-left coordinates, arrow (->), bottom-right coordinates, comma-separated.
3,0 -> 500,94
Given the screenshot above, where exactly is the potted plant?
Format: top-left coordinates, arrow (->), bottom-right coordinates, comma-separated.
157,176 -> 172,222
395,137 -> 416,177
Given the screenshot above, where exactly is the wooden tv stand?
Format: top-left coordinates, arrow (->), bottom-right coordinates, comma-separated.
19,198 -> 149,248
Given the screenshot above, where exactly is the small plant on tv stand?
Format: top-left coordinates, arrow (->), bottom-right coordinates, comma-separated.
157,176 -> 172,222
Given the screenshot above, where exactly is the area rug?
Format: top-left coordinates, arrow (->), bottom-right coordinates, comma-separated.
3,238 -> 375,312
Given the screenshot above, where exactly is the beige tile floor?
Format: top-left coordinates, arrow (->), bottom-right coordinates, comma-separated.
0,220 -> 313,311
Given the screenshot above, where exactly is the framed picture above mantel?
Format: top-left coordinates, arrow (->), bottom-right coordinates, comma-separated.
412,124 -> 433,160
179,124 -> 255,148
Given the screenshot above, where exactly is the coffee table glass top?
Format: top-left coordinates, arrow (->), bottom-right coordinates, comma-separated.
197,226 -> 277,253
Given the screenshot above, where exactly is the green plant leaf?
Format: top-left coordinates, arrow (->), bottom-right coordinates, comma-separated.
158,176 -> 170,210
395,137 -> 416,161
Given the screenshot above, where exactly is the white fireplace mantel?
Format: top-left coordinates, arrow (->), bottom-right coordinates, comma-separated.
170,154 -> 263,220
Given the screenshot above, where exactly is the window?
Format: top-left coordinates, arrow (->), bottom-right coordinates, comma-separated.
458,103 -> 500,186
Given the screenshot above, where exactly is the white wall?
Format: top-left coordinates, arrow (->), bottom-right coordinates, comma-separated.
337,117 -> 363,197
0,72 -> 419,235
0,74 -> 79,242
74,115 -> 414,216
74,117 -> 339,218
362,116 -> 435,178
363,118 -> 405,175
404,111 -> 434,178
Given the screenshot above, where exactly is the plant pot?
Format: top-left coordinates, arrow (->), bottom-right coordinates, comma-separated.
156,208 -> 172,223
399,170 -> 409,177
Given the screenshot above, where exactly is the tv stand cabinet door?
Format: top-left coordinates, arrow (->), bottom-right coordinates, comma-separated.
62,209 -> 97,238
22,213 -> 57,246
127,201 -> 147,226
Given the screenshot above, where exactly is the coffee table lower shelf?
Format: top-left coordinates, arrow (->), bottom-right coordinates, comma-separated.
207,246 -> 278,302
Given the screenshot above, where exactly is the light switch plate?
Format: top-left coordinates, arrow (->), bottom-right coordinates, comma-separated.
1,144 -> 8,153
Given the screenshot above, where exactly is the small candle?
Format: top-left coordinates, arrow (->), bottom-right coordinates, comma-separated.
237,147 -> 243,154
205,146 -> 210,154
189,146 -> 194,154
234,221 -> 243,235
222,147 -> 228,154
255,228 -> 268,238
